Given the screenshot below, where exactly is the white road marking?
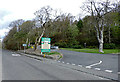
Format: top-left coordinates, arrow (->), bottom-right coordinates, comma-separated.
95,68 -> 101,70
66,63 -> 69,64
72,64 -> 75,65
12,54 -> 21,56
98,77 -> 105,80
78,65 -> 82,67
62,61 -> 64,63
105,70 -> 112,73
86,60 -> 102,68
12,54 -> 15,56
86,66 -> 91,69
58,61 -> 60,62
118,72 -> 120,74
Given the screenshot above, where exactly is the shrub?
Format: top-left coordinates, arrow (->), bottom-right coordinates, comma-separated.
27,46 -> 31,49
116,44 -> 120,49
54,42 -> 82,48
104,43 -> 116,49
88,46 -> 97,49
72,45 -> 83,49
54,42 -> 68,48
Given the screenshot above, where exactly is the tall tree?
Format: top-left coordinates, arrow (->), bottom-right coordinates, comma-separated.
9,19 -> 25,32
81,0 -> 117,53
77,19 -> 83,32
34,6 -> 53,51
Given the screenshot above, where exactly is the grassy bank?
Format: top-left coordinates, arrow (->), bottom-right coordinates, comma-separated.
61,48 -> 120,54
44,51 -> 63,60
44,51 -> 60,55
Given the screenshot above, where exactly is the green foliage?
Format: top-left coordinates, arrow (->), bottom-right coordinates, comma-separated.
3,20 -> 36,50
78,16 -> 98,46
77,19 -> 83,31
72,45 -> 83,49
27,45 -> 31,49
3,6 -> 120,51
54,42 -> 68,48
111,26 -> 120,44
88,46 -> 97,49
44,51 -> 60,55
61,48 -> 119,54
66,25 -> 79,46
116,44 -> 120,49
53,24 -> 79,48
67,25 -> 79,37
104,43 -> 116,49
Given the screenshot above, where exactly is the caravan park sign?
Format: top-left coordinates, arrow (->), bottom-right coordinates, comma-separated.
41,38 -> 51,52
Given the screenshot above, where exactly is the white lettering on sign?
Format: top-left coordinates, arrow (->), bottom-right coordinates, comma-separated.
41,44 -> 50,49
41,38 -> 51,52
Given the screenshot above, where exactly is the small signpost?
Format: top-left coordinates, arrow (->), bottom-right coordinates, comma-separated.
41,38 -> 51,54
23,44 -> 27,52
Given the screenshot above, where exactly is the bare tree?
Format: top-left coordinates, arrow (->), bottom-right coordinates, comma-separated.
9,19 -> 25,32
34,6 -> 52,51
81,0 -> 117,53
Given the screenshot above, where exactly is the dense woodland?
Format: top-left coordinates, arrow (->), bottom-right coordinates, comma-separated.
3,0 -> 120,52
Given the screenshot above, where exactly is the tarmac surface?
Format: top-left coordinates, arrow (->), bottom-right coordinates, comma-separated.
55,49 -> 118,74
2,49 -> 110,80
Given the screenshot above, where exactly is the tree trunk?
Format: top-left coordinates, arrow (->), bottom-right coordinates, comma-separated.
95,25 -> 104,53
34,28 -> 45,51
17,42 -> 19,50
37,28 -> 45,46
99,41 -> 104,53
34,37 -> 38,51
99,30 -> 104,53
26,38 -> 28,49
20,45 -> 21,50
108,25 -> 111,43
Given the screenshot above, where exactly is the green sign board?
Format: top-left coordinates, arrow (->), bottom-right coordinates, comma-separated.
41,38 -> 51,52
41,49 -> 51,52
41,38 -> 51,42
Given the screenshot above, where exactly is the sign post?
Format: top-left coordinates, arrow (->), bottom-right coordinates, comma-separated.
41,38 -> 51,54
23,44 -> 27,53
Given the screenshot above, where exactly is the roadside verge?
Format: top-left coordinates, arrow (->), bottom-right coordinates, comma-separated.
17,49 -> 63,60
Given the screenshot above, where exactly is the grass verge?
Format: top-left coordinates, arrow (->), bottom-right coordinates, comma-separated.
43,51 -> 60,55
43,51 -> 63,60
61,48 -> 120,54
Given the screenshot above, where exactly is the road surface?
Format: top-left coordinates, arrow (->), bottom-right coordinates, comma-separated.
55,49 -> 118,74
0,49 -> 2,81
0,40 -> 2,81
2,49 -> 109,80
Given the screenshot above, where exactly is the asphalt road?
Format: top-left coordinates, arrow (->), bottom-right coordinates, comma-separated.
2,49 -> 108,80
0,40 -> 2,81
55,49 -> 118,74
0,49 -> 2,81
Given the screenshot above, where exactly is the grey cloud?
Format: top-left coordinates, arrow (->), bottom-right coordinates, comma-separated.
0,9 -> 11,20
0,22 -> 10,29
0,10 -> 12,29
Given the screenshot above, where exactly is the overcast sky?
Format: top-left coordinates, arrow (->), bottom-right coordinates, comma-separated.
0,0 -> 86,39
